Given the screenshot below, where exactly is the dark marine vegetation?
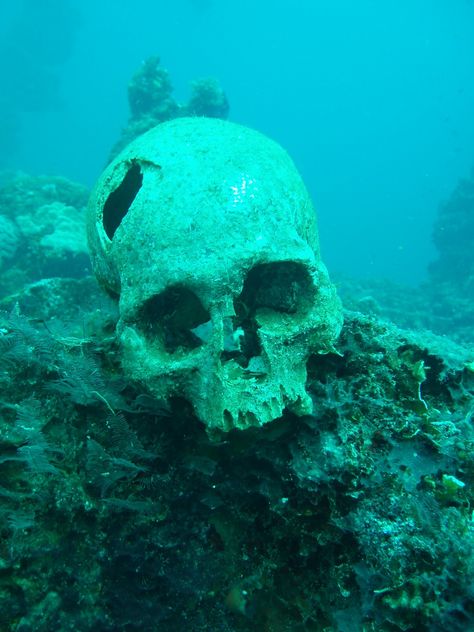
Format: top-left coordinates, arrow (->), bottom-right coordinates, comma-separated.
0,276 -> 473,631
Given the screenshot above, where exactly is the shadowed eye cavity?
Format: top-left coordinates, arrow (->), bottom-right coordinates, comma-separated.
137,286 -> 211,353
237,261 -> 316,316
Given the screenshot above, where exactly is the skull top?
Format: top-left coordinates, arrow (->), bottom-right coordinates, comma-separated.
88,117 -> 342,434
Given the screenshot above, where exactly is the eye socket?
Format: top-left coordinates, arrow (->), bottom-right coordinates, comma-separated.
138,286 -> 211,354
103,162 -> 143,240
237,261 -> 315,316
223,261 -> 315,368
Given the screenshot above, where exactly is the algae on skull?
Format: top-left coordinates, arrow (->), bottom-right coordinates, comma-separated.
87,117 -> 342,432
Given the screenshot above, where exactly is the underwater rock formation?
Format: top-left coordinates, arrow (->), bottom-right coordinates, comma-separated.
186,77 -> 230,118
0,280 -> 473,631
337,274 -> 474,346
429,166 -> 474,292
127,56 -> 178,121
336,167 -> 474,347
110,56 -> 229,159
0,172 -> 90,296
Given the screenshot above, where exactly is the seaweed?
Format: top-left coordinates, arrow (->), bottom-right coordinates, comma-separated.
105,412 -> 156,462
47,355 -> 116,412
1,397 -> 62,481
0,308 -> 54,369
85,438 -> 148,498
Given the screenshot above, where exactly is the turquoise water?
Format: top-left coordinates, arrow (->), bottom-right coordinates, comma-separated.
1,0 -> 474,283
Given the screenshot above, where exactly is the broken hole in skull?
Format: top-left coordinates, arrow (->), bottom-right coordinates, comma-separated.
138,285 -> 211,353
103,162 -> 143,240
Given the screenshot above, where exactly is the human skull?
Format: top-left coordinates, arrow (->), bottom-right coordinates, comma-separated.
87,118 -> 342,433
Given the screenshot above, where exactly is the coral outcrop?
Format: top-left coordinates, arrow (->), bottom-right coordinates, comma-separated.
336,167 -> 474,346
429,166 -> 474,292
110,56 -> 229,159
0,172 -> 90,296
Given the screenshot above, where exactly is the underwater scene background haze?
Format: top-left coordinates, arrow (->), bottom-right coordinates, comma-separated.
1,0 -> 474,283
1,1 -> 474,631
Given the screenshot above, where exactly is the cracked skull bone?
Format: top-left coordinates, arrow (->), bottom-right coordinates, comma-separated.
87,118 -> 342,432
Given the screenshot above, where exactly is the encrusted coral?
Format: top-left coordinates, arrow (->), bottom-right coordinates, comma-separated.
16,201 -> 88,258
127,56 -> 178,121
0,173 -> 90,296
186,77 -> 229,118
110,56 -> 229,159
0,172 -> 89,218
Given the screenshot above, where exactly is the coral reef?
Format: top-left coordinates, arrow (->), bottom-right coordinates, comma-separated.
127,55 -> 178,122
110,56 -> 229,159
186,77 -> 230,118
0,172 -> 90,296
16,201 -> 88,259
0,172 -> 88,215
339,167 -> 474,346
0,278 -> 473,631
337,275 -> 474,345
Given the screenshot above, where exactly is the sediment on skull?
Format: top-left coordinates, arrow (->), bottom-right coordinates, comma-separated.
102,161 -> 143,240
137,285 -> 211,353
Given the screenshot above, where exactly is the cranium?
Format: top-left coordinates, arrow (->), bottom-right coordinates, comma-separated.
87,118 -> 342,433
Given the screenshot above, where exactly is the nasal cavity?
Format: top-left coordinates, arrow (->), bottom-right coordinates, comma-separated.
103,162 -> 143,240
